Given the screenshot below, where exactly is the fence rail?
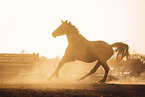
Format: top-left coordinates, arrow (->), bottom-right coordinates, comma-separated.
0,53 -> 39,72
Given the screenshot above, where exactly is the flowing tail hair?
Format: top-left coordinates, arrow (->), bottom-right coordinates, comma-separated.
112,42 -> 130,62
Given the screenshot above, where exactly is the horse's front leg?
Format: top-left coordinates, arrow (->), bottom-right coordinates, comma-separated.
48,61 -> 64,81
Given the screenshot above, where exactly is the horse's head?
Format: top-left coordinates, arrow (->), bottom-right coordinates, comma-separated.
52,20 -> 78,38
52,20 -> 69,38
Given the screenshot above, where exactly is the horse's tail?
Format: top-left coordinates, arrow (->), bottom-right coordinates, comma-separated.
111,42 -> 130,62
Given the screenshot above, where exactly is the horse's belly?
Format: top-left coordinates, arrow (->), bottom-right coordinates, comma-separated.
77,56 -> 97,63
75,49 -> 99,63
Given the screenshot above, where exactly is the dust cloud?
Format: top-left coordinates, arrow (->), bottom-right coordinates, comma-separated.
0,60 -> 97,89
109,72 -> 145,85
0,58 -> 145,90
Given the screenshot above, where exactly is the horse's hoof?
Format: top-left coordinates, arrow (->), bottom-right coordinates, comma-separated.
48,77 -> 52,81
55,74 -> 59,78
98,80 -> 105,83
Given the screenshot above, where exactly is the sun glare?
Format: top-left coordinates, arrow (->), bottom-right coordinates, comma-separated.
0,0 -> 145,58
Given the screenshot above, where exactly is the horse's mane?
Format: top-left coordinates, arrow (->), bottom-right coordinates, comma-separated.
65,21 -> 79,34
65,20 -> 88,42
70,24 -> 79,34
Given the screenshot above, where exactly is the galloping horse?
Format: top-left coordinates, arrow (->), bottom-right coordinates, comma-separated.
48,20 -> 129,83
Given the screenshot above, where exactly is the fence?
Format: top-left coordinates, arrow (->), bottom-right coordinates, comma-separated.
0,53 -> 39,72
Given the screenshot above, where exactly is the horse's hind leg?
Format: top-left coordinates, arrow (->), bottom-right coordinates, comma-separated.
98,61 -> 110,83
77,61 -> 101,82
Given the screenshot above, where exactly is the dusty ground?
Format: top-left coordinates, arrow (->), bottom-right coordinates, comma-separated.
0,73 -> 145,97
0,82 -> 145,97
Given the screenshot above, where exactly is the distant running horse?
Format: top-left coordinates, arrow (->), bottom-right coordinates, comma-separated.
48,20 -> 129,83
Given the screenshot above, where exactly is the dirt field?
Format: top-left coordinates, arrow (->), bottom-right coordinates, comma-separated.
0,83 -> 145,97
0,77 -> 145,97
0,69 -> 145,97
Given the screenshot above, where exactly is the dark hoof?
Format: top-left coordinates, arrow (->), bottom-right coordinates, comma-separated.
98,80 -> 105,83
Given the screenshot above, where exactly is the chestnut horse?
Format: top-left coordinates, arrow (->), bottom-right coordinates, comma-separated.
48,20 -> 129,83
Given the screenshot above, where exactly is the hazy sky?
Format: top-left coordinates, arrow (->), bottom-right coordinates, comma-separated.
0,0 -> 145,58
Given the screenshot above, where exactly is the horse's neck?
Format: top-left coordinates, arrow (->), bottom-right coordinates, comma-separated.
66,33 -> 88,45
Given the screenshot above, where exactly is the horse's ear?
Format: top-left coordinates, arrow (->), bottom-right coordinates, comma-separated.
61,20 -> 64,23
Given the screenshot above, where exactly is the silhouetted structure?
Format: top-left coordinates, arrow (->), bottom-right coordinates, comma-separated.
0,53 -> 39,72
48,20 -> 129,83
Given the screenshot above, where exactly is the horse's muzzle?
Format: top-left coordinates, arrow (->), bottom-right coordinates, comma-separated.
52,33 -> 56,38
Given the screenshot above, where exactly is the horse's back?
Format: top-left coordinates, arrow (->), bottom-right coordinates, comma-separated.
89,41 -> 112,50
